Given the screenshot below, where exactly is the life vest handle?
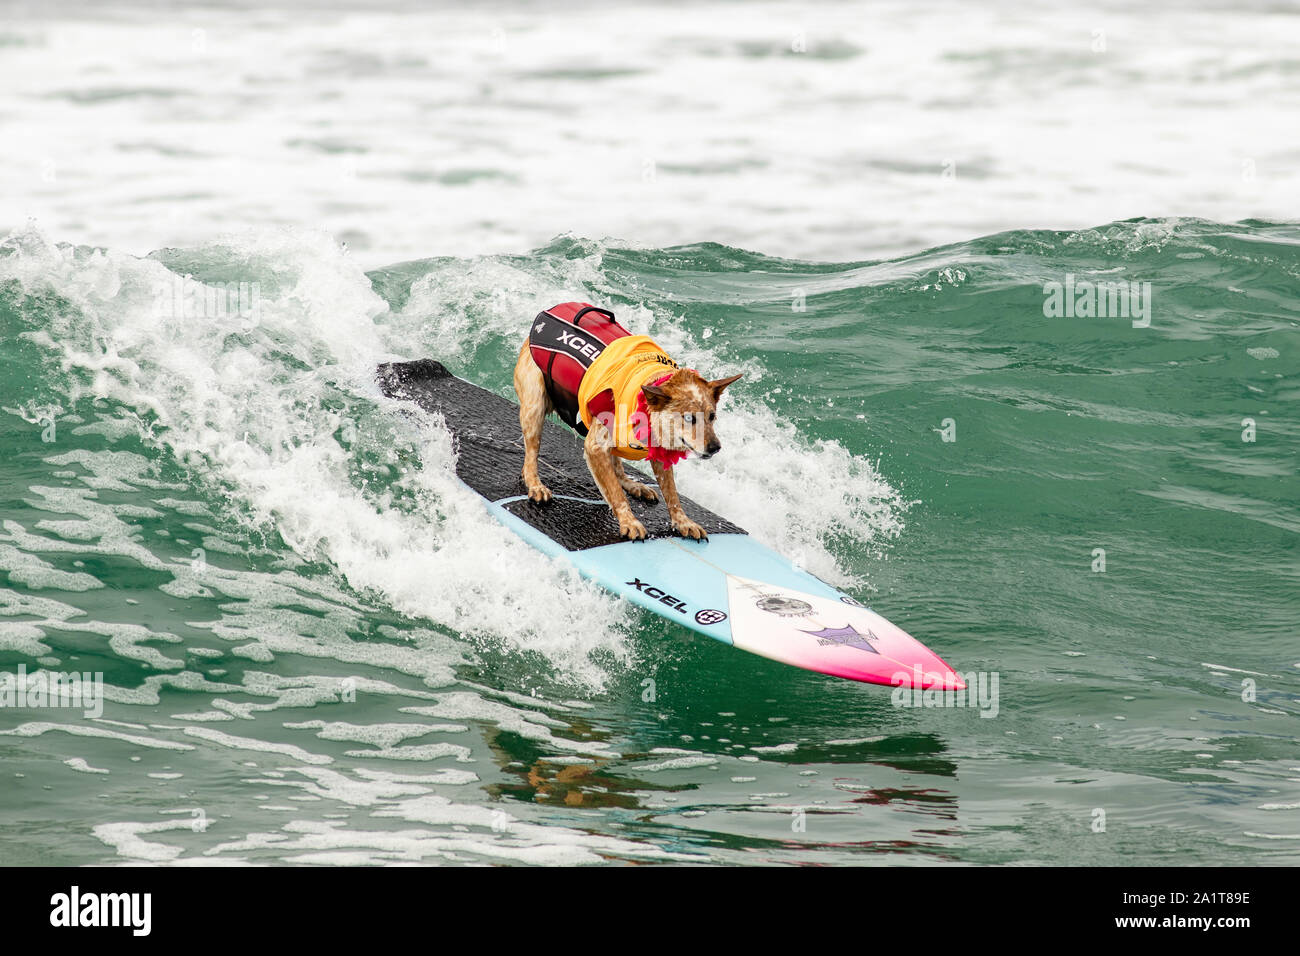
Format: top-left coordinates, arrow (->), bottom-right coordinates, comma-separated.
571,305 -> 617,326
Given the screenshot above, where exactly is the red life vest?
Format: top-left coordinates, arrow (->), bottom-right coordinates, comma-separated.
527,302 -> 630,436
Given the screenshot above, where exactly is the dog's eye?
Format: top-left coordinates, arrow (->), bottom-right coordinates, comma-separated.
683,413 -> 695,425
708,412 -> 716,422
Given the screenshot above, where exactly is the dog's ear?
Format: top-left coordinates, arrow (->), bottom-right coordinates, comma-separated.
708,373 -> 743,400
641,383 -> 672,410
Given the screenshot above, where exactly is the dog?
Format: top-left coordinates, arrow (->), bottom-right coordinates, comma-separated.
513,302 -> 741,541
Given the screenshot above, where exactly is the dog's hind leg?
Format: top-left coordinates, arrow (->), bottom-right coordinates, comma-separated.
513,341 -> 553,502
613,459 -> 659,504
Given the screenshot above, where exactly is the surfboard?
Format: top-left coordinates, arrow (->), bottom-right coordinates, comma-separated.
377,359 -> 964,690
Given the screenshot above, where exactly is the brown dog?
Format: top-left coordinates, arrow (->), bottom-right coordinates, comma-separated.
513,302 -> 741,541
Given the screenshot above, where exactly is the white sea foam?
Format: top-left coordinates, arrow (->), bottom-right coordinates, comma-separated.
284,719 -> 470,749
345,744 -> 475,765
0,720 -> 194,751
182,727 -> 334,766
3,2 -> 1295,267
0,226 -> 633,688
638,756 -> 719,772
64,757 -> 110,774
93,820 -> 200,862
0,543 -> 103,591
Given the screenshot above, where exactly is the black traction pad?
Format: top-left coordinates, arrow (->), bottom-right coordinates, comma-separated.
376,359 -> 746,551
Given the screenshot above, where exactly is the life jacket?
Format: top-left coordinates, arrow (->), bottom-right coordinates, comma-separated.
528,302 -> 678,461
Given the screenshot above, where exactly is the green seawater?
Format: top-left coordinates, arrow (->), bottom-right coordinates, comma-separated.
0,217 -> 1296,865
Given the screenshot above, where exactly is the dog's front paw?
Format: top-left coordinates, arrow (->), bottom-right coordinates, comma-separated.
618,514 -> 648,540
673,518 -> 707,541
526,483 -> 552,503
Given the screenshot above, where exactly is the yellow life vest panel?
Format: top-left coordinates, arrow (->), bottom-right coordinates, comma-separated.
577,335 -> 678,460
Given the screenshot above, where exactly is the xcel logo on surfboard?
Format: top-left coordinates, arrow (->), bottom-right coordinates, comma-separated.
626,578 -> 688,614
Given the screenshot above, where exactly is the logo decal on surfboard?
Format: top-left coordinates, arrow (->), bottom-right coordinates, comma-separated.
626,577 -> 688,613
754,595 -> 813,617
799,623 -> 880,654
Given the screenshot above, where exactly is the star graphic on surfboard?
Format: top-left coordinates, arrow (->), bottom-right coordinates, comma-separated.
799,623 -> 881,654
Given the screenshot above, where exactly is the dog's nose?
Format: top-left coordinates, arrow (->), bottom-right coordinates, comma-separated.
705,440 -> 721,457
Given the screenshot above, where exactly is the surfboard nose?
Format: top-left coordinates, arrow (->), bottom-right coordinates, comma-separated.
720,573 -> 966,690
870,615 -> 967,691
